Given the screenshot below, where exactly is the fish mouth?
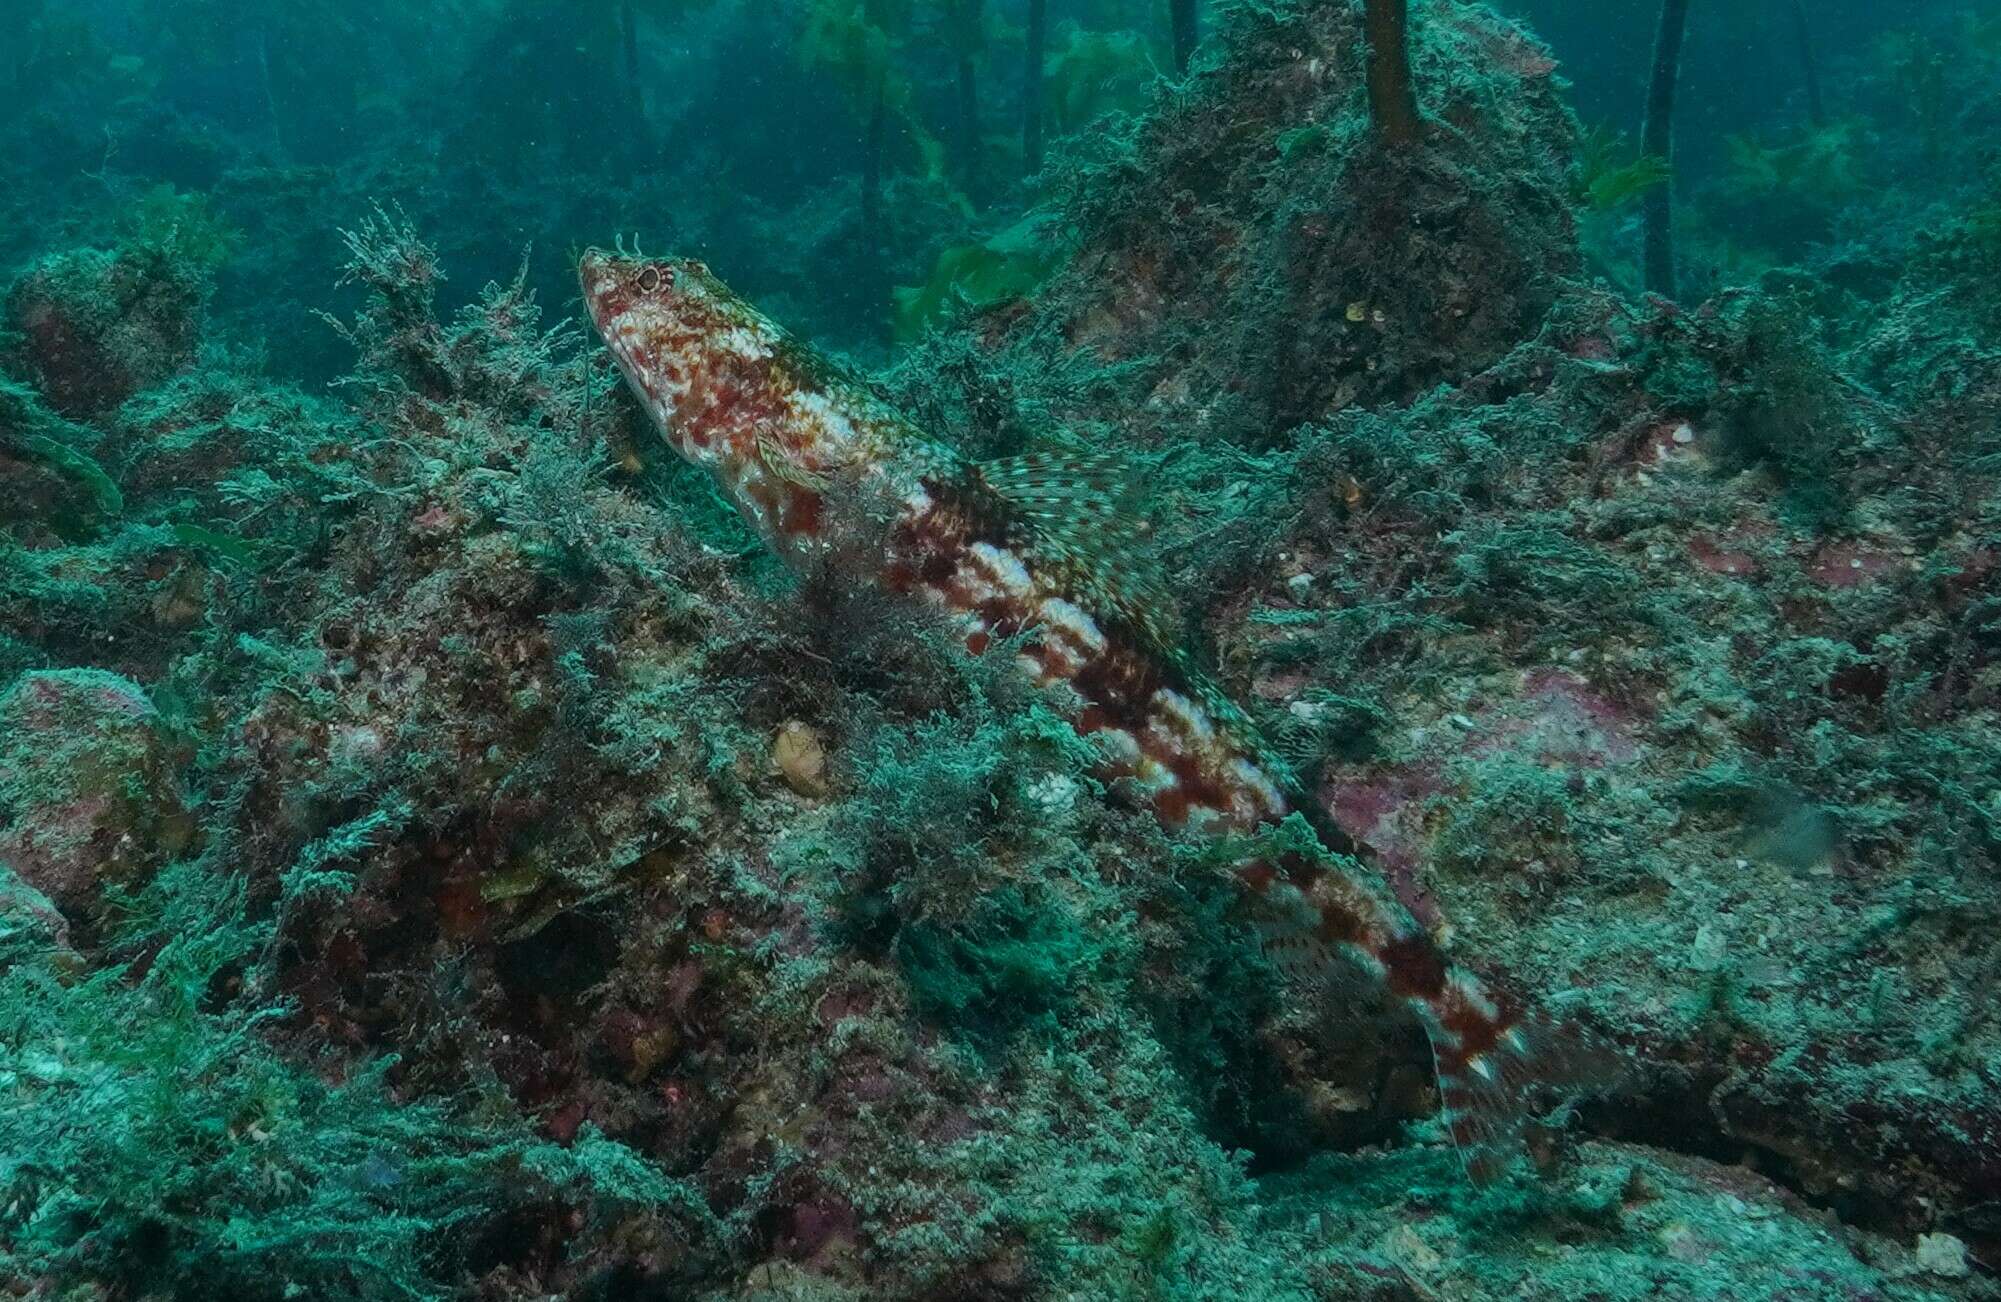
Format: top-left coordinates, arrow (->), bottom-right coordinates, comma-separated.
577,248 -> 622,328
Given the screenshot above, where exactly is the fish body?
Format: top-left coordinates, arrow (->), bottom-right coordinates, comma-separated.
580,250 -> 1598,1179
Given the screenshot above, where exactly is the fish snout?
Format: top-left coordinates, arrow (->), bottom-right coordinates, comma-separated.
578,247 -> 612,296
578,249 -> 633,328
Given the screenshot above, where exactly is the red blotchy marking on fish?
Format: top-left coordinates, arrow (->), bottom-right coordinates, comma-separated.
1441,999 -> 1506,1062
1046,623 -> 1097,667
932,572 -> 972,614
742,473 -> 782,524
683,370 -> 733,442
1238,860 -> 1278,892
1030,628 -> 1098,685
1378,933 -> 1448,999
897,506 -> 971,587
731,371 -> 787,434
1162,747 -> 1231,819
964,629 -> 990,655
1316,898 -> 1366,946
1273,852 -> 1320,889
782,485 -> 823,538
1070,645 -> 1160,734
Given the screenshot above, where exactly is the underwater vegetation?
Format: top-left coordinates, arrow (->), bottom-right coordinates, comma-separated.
3,0 -> 2001,1298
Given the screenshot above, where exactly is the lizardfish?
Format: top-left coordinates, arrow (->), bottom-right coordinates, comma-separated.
578,249 -> 1604,1180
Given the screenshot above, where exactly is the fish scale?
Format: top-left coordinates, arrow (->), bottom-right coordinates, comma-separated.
579,248 -> 1608,1181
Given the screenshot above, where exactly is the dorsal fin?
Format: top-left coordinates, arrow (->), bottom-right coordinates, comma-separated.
971,446 -> 1346,833
972,447 -> 1183,656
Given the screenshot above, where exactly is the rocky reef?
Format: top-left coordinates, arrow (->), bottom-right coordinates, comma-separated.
2,1 -> 1997,1299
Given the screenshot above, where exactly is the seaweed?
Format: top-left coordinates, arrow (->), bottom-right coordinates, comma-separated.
891,211 -> 1067,341
1040,24 -> 1157,138
1721,121 -> 1867,203
119,183 -> 243,271
0,382 -> 126,539
1573,125 -> 1670,211
891,882 -> 1093,1039
21,433 -> 124,519
1640,0 -> 1691,296
1363,0 -> 1421,146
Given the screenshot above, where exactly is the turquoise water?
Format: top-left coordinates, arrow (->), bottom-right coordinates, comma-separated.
2,2 -> 1998,1298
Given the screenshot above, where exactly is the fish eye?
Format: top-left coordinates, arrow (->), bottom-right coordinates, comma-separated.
636,265 -> 662,293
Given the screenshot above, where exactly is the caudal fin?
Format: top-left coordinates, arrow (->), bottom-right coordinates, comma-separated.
1427,999 -> 1615,1182
1244,851 -> 1616,1182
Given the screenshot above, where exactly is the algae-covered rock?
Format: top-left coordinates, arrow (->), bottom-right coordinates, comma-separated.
978,0 -> 1580,447
1171,283 -> 2001,1269
0,861 -> 71,960
0,668 -> 189,924
3,242 -> 205,418
0,374 -> 122,543
1267,1140 -> 1986,1302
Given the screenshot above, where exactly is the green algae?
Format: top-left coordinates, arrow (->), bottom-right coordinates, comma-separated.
891,212 -> 1069,343
1261,1143 -> 1966,1302
0,858 -> 713,1299
14,432 -> 122,522
0,377 -> 123,532
1574,125 -> 1673,211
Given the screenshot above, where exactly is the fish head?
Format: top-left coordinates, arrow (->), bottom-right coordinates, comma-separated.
578,248 -> 735,345
578,249 -> 774,469
579,248 -> 890,546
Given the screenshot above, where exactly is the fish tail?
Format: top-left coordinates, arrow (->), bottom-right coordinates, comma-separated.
1244,853 -> 1609,1182
1419,975 -> 1576,1183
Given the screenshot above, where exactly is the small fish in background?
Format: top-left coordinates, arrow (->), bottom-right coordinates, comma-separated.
579,248 -> 1612,1181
